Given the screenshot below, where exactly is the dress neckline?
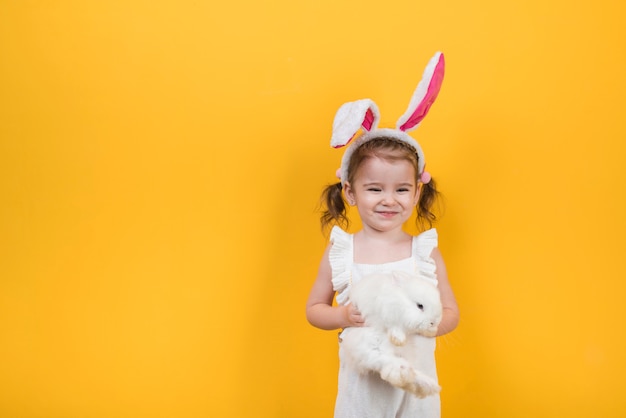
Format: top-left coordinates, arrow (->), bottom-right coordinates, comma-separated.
351,234 -> 415,266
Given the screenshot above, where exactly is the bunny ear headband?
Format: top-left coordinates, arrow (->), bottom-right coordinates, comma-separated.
330,51 -> 445,186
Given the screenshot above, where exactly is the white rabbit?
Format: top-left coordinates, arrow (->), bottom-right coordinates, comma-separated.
340,271 -> 443,398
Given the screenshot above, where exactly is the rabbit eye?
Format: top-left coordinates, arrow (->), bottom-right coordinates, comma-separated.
417,303 -> 424,310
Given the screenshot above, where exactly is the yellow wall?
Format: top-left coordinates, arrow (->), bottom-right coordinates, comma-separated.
1,1 -> 625,417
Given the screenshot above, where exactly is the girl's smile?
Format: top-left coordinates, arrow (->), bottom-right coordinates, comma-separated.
377,211 -> 399,217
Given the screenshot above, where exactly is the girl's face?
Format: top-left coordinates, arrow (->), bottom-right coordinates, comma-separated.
344,156 -> 419,234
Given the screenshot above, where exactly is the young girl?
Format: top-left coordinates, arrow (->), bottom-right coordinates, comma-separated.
306,52 -> 459,418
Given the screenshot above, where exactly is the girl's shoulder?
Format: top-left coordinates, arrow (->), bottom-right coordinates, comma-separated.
329,226 -> 352,263
328,226 -> 353,305
413,228 -> 438,244
412,228 -> 438,259
329,225 -> 351,241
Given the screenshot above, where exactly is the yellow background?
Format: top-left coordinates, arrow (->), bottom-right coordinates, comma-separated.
1,1 -> 625,417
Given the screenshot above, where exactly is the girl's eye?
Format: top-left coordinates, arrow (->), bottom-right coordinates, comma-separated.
367,188 -> 381,192
397,188 -> 409,192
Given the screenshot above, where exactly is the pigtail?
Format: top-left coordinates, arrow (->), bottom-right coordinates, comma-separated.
416,177 -> 441,229
320,182 -> 349,231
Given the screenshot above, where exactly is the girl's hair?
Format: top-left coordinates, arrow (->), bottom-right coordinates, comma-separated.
320,136 -> 441,231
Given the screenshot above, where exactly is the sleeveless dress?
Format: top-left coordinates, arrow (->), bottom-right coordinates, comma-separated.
329,226 -> 441,418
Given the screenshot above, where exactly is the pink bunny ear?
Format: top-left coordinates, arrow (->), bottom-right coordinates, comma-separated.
396,52 -> 445,132
330,99 -> 380,148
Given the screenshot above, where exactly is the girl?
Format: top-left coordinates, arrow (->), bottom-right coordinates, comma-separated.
306,52 -> 459,418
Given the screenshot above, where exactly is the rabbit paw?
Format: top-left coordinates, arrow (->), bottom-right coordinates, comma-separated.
403,373 -> 441,398
388,327 -> 407,346
380,359 -> 416,387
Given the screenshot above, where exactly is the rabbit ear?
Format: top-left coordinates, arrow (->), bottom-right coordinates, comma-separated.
331,99 -> 380,148
396,52 -> 445,132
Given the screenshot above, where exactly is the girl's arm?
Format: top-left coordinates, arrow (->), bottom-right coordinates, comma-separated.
306,244 -> 364,330
431,247 -> 460,336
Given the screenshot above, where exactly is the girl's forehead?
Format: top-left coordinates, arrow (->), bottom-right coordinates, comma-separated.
354,157 -> 417,181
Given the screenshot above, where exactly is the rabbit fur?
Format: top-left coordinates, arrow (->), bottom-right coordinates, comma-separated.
340,271 -> 443,398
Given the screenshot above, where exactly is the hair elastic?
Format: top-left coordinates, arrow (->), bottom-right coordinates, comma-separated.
330,52 -> 445,186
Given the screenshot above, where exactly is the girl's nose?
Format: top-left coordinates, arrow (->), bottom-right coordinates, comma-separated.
381,193 -> 395,205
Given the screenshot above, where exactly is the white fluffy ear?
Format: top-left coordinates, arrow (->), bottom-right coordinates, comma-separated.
396,52 -> 445,132
331,99 -> 380,148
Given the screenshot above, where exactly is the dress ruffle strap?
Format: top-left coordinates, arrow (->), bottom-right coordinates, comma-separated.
329,226 -> 353,305
412,228 -> 439,285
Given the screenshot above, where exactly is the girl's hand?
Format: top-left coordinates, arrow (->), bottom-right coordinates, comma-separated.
344,304 -> 365,328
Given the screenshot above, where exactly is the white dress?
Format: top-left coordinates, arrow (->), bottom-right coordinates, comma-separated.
329,226 -> 441,418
